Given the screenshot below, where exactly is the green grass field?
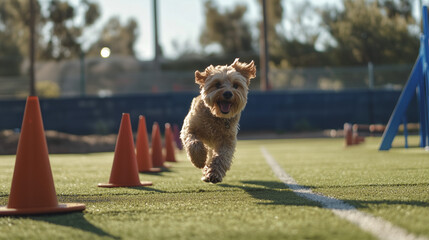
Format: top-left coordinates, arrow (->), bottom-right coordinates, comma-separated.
0,136 -> 428,240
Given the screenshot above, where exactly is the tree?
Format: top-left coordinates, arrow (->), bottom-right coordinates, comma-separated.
256,0 -> 329,67
320,0 -> 419,65
377,0 -> 413,20
86,17 -> 139,57
0,0 -> 43,75
41,0 -> 100,60
0,0 -> 100,64
200,0 -> 254,55
0,32 -> 23,76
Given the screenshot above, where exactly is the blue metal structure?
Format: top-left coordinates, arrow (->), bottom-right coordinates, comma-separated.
379,6 -> 429,150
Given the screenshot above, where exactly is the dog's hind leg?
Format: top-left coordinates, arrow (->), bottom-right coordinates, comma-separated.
181,134 -> 207,169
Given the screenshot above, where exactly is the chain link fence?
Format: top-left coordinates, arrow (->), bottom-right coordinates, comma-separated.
0,56 -> 414,99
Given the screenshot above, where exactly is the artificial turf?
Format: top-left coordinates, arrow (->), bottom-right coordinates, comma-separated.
0,135 -> 428,240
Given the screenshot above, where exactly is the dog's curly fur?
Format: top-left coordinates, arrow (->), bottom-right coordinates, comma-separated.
180,59 -> 256,183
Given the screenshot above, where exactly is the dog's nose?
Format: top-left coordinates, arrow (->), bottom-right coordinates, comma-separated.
223,91 -> 233,99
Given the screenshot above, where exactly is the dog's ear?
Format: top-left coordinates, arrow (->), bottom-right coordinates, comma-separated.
195,65 -> 214,86
231,58 -> 256,84
195,70 -> 206,86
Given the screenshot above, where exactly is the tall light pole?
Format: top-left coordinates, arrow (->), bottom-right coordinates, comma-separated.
153,0 -> 161,72
29,0 -> 36,96
80,49 -> 85,96
259,0 -> 270,91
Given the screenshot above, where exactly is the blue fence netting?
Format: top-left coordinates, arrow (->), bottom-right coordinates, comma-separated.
0,89 -> 418,135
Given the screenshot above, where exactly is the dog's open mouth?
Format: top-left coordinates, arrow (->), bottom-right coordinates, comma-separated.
218,101 -> 232,114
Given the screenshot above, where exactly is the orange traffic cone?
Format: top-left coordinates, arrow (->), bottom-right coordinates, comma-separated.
98,113 -> 152,187
151,122 -> 166,168
0,96 -> 85,215
136,116 -> 161,173
173,124 -> 183,150
344,123 -> 353,146
164,123 -> 176,162
352,124 -> 365,144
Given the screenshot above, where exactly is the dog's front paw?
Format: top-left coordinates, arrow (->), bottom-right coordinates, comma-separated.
201,167 -> 223,184
187,140 -> 207,169
201,174 -> 222,184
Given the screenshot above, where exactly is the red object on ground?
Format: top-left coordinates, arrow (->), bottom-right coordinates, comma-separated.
136,115 -> 161,173
164,123 -> 176,162
0,96 -> 85,215
151,122 -> 166,168
98,113 -> 152,187
344,123 -> 353,146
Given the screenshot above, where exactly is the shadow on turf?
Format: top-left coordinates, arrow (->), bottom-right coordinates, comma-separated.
124,186 -> 166,193
344,199 -> 429,209
140,166 -> 174,176
31,212 -> 120,239
220,181 -> 321,207
220,181 -> 428,209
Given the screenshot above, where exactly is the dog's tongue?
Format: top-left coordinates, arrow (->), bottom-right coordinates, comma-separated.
220,102 -> 231,113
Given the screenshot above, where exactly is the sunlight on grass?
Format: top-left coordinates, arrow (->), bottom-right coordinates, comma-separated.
0,136 -> 427,239
259,136 -> 429,236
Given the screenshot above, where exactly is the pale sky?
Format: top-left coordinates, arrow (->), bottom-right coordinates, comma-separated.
90,0 -> 261,60
83,0 -> 423,61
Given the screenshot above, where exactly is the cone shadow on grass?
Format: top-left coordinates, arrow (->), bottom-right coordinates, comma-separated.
123,186 -> 166,193
142,167 -> 174,175
31,212 -> 119,239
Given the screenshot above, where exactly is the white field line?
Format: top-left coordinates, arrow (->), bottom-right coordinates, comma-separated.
260,147 -> 428,240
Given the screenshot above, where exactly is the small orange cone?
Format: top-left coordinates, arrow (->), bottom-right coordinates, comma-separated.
164,123 -> 176,162
136,116 -> 161,173
344,123 -> 353,146
0,96 -> 85,215
173,124 -> 183,150
151,122 -> 166,168
352,124 -> 365,144
98,113 -> 152,187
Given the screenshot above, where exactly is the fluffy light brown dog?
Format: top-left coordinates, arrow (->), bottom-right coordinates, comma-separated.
180,59 -> 256,183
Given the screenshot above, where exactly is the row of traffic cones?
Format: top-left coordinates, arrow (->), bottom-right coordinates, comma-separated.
137,116 -> 181,172
98,114 -> 178,187
344,123 -> 386,147
344,123 -> 365,146
0,96 -> 179,216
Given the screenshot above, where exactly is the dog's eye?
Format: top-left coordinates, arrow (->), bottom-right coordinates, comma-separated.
215,82 -> 221,89
233,83 -> 239,89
